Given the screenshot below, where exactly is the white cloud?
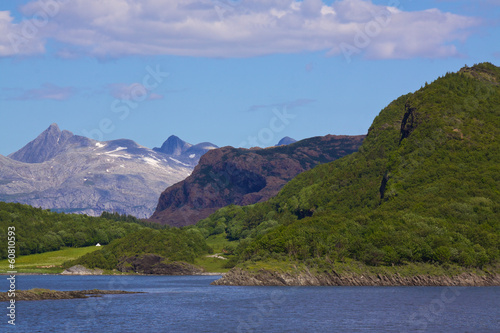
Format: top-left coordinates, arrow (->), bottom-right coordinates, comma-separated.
0,0 -> 481,59
0,11 -> 45,56
6,83 -> 75,100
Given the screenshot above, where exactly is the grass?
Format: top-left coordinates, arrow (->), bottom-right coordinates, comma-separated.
205,233 -> 235,253
194,233 -> 239,273
0,246 -> 101,274
194,255 -> 232,273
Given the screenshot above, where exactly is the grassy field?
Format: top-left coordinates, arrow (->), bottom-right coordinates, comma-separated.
0,234 -> 236,274
194,233 -> 237,273
0,246 -> 101,274
205,233 -> 235,252
195,256 -> 232,273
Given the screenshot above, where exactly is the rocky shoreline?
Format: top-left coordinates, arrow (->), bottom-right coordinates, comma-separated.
211,268 -> 500,286
0,289 -> 142,301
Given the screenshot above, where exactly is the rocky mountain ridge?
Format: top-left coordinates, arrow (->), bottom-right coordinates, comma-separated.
0,124 -> 217,217
149,134 -> 365,226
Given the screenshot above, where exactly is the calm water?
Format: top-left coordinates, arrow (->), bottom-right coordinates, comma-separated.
2,275 -> 499,332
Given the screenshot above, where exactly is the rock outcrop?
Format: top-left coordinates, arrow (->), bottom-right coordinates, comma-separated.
212,268 -> 500,287
149,134 -> 365,226
61,265 -> 103,275
117,254 -> 204,275
0,289 -> 140,301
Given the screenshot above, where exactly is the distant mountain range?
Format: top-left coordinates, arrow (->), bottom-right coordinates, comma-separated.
149,134 -> 365,226
0,124 -> 218,218
153,135 -> 218,167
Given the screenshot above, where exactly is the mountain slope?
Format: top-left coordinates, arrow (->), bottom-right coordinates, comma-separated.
149,134 -> 365,226
198,63 -> 500,284
0,125 -> 194,218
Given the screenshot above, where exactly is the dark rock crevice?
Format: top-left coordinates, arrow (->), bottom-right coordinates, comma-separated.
400,101 -> 419,144
379,171 -> 390,200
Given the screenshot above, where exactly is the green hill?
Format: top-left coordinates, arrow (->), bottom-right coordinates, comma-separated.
195,63 -> 500,280
0,202 -> 153,259
65,228 -> 211,273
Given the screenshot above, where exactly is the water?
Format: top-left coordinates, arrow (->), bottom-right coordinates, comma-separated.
2,275 -> 499,332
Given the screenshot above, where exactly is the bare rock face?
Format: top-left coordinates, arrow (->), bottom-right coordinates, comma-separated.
212,268 -> 500,287
149,134 -> 365,226
61,265 -> 103,275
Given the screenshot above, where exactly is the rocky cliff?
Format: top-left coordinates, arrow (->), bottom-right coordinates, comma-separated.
212,268 -> 500,286
149,134 -> 365,226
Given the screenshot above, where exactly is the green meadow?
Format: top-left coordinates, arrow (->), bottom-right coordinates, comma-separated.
0,246 -> 101,274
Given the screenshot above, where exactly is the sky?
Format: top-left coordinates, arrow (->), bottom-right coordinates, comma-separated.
0,0 -> 499,156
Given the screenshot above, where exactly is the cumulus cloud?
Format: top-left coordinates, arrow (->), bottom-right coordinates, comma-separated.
7,83 -> 75,100
0,11 -> 45,56
0,0 -> 481,59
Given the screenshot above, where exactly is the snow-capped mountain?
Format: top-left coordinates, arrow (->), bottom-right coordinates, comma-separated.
0,124 -> 216,218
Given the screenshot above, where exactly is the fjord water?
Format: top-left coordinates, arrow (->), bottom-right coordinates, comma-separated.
4,275 -> 499,333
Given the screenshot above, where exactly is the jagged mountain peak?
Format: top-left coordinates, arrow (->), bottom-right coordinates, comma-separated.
153,135 -> 219,166
8,123 -> 77,163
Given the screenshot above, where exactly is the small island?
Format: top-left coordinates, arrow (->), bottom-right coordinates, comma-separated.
0,289 -> 142,301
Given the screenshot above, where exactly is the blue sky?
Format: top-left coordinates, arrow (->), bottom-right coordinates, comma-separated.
0,0 -> 499,156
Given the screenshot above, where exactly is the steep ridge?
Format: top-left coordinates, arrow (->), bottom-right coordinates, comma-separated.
201,63 -> 500,285
8,123 -> 84,163
149,134 -> 365,226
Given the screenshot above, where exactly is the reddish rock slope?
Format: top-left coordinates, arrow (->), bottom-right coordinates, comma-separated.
149,135 -> 365,226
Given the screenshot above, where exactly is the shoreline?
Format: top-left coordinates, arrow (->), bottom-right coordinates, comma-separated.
211,268 -> 500,287
0,289 -> 142,302
0,272 -> 225,276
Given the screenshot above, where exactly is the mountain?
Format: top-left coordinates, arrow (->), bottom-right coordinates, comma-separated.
154,135 -> 192,156
153,136 -> 218,166
8,123 -> 88,163
149,134 -> 365,226
0,125 -> 195,218
196,63 -> 500,286
276,136 -> 297,146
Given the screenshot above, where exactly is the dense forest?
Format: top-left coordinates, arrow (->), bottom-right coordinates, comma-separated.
65,228 -> 211,270
193,63 -> 500,271
0,202 -> 149,259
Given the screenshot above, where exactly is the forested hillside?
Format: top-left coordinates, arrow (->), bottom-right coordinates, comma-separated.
0,202 -> 148,259
195,63 -> 500,271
